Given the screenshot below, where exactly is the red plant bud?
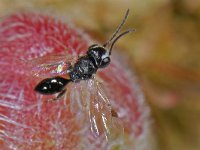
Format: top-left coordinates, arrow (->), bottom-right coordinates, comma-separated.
0,12 -> 152,149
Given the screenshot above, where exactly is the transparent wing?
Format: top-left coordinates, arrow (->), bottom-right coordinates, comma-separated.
21,54 -> 77,78
69,77 -> 124,141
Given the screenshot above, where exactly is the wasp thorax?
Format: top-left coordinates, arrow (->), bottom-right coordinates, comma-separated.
87,44 -> 110,68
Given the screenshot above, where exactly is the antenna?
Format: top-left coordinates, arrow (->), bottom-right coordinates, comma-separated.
109,29 -> 135,55
103,9 -> 130,47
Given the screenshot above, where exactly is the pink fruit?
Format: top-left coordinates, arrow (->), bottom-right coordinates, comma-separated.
0,12 -> 151,149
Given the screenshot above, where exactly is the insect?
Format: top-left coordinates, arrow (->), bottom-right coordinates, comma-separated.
31,9 -> 134,139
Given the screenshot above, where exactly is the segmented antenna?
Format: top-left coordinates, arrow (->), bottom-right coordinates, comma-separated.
103,9 -> 130,47
109,29 -> 135,55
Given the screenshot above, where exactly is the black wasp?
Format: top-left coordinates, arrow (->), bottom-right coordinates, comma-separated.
32,9 -> 134,139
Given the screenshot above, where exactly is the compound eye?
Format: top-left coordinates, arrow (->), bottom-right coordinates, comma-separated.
99,57 -> 110,68
87,44 -> 101,57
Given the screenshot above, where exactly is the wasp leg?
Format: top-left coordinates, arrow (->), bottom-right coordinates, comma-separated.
111,108 -> 118,118
47,89 -> 67,102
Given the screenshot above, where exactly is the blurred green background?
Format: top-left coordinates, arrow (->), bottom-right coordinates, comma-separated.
0,0 -> 200,150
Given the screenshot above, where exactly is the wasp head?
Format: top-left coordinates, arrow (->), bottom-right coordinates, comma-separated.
87,9 -> 134,69
87,44 -> 110,68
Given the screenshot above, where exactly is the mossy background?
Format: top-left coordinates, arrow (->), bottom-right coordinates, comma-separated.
0,0 -> 200,150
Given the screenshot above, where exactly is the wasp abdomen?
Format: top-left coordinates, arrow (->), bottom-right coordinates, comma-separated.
35,76 -> 71,94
